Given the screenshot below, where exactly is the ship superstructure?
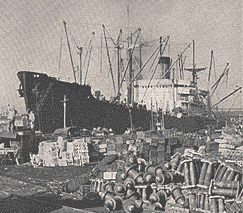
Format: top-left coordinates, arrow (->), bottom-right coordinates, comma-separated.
134,39 -> 209,119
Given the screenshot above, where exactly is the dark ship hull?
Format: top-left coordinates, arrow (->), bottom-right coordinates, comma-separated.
17,71 -> 223,134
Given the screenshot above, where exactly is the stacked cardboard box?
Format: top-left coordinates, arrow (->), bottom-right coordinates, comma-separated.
92,138 -> 107,154
218,143 -> 235,158
32,131 -> 196,167
205,141 -> 219,153
32,136 -> 89,167
72,138 -> 89,166
90,133 -> 168,164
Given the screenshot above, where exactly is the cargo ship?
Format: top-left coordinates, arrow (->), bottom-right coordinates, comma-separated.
16,24 -> 225,134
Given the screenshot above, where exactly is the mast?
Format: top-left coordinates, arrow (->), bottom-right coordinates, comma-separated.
128,106 -> 133,130
172,68 -> 175,115
208,50 -> 213,91
127,5 -> 130,49
100,32 -> 102,74
58,37 -> 63,79
61,94 -> 68,128
131,32 -> 134,105
207,50 -> 213,116
151,98 -> 153,130
78,47 -> 83,85
117,29 -> 122,93
84,42 -> 93,85
127,41 -> 133,105
161,103 -> 164,130
127,5 -> 132,105
192,39 -> 196,85
118,38 -> 120,91
178,54 -> 181,79
63,21 -> 77,83
181,56 -> 186,80
139,31 -> 142,73
64,94 -> 66,128
159,36 -> 163,78
126,4 -> 132,105
137,28 -> 142,103
156,100 -> 158,131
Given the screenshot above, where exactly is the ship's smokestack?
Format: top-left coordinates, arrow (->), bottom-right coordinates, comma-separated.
159,56 -> 171,79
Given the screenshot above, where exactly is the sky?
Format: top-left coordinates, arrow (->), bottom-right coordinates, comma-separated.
0,0 -> 242,113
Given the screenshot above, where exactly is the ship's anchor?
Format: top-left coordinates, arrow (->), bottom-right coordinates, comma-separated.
17,83 -> 24,97
32,82 -> 42,97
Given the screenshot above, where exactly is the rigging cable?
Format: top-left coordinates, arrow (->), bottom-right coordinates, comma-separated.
107,50 -> 117,77
227,91 -> 240,114
181,55 -> 187,80
212,67 -> 229,99
103,24 -> 116,95
84,42 -> 93,84
213,74 -> 228,100
83,33 -> 95,84
104,26 -> 116,46
141,50 -> 160,101
142,36 -> 170,100
58,36 -> 63,79
63,21 -> 76,83
212,87 -> 242,108
118,30 -> 141,95
210,64 -> 229,98
83,39 -> 92,69
143,42 -> 191,100
123,45 -> 160,92
211,63 -> 229,90
69,30 -> 79,49
100,32 -> 102,73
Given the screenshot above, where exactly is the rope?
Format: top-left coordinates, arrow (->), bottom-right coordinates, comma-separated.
143,42 -> 191,100
105,28 -> 116,46
84,44 -> 92,84
118,31 -> 140,94
107,50 -> 117,77
58,36 -> 63,78
142,37 -> 170,100
128,45 -> 160,87
69,30 -> 78,49
227,92 -> 240,114
103,25 -> 116,95
83,39 -> 92,68
141,50 -> 160,100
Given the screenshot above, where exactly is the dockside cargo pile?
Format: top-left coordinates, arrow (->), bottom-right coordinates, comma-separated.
60,136 -> 243,213
32,136 -> 90,167
27,126 -> 243,212
30,128 -> 205,167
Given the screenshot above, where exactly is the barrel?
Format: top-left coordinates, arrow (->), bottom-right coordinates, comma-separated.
172,188 -> 185,206
214,181 -> 239,189
212,188 -> 238,197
